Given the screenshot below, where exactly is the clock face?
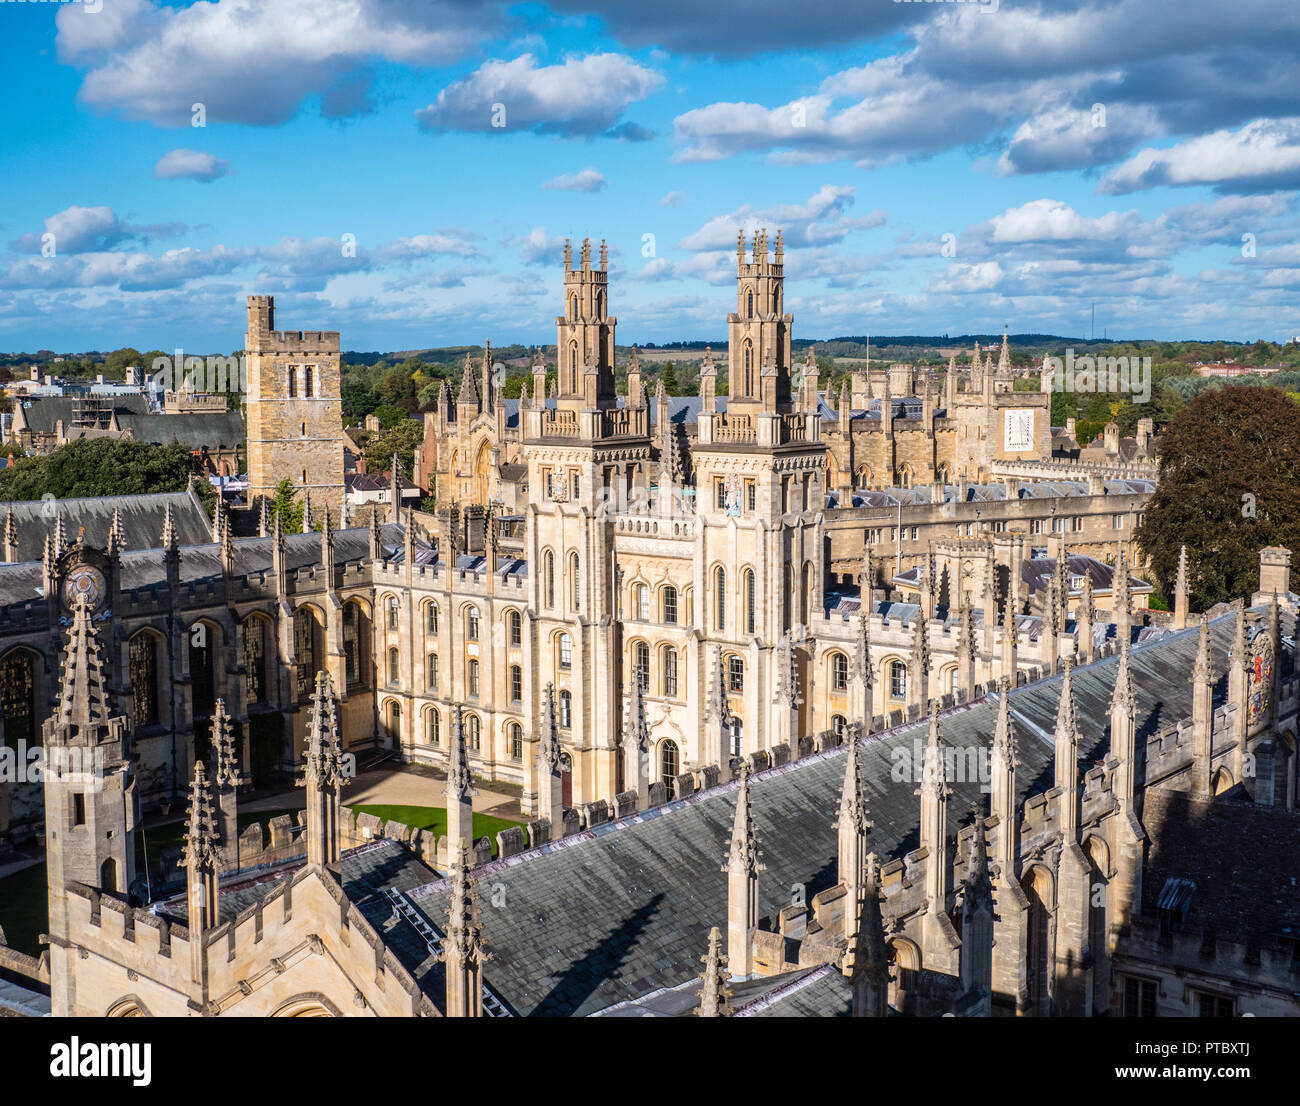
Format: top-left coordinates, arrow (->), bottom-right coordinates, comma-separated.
1004,409 -> 1035,452
63,564 -> 107,612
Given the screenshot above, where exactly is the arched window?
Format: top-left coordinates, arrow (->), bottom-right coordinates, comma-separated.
242,618 -> 269,707
468,658 -> 480,698
661,646 -> 678,697
571,293 -> 578,319
558,633 -> 573,669
387,596 -> 399,631
427,602 -> 438,634
831,652 -> 849,692
746,289 -> 754,318
129,633 -> 160,727
714,566 -> 726,632
890,660 -> 907,700
729,716 -> 743,757
634,583 -> 650,621
510,664 -> 522,703
466,606 -> 480,641
293,609 -> 319,700
662,586 -> 678,624
288,366 -> 298,397
661,740 -> 679,798
429,708 -> 440,746
508,722 -> 523,761
0,650 -> 37,749
344,601 -> 368,689
508,609 -> 522,646
633,642 -> 650,693
569,552 -> 581,611
388,646 -> 399,686
595,290 -> 604,318
427,653 -> 438,690
728,654 -> 744,693
559,690 -> 572,728
386,700 -> 401,741
744,568 -> 756,636
743,342 -> 753,396
304,365 -> 314,397
544,550 -> 555,608
832,714 -> 848,740
467,713 -> 481,752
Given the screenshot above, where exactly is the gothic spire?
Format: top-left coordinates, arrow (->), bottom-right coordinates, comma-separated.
447,703 -> 476,801
1111,635 -> 1136,723
1193,614 -> 1212,684
211,697 -> 240,789
53,595 -> 113,736
54,509 -> 68,557
724,759 -> 763,879
107,505 -> 125,557
538,682 -> 562,775
457,349 -> 481,407
180,759 -> 220,875
258,496 -> 270,538
302,671 -> 346,789
845,854 -> 889,1017
162,502 -> 178,551
696,927 -> 733,1017
444,839 -> 489,1018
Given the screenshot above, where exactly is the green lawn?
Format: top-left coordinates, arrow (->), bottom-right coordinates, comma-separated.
0,808 -> 298,959
350,804 -> 520,857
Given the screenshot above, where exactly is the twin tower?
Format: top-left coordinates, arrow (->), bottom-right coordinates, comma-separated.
552,230 -> 796,415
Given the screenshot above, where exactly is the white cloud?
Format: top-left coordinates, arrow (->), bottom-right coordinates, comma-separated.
1100,119 -> 1300,194
660,190 -> 685,207
153,148 -> 230,182
416,53 -> 663,138
542,168 -> 608,193
58,0 -> 496,125
12,205 -> 185,254
679,186 -> 883,251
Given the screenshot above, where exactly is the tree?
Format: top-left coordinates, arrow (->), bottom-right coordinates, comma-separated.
372,404 -> 409,430
1136,387 -> 1300,609
270,478 -> 306,534
341,376 -> 379,422
362,418 -> 424,474
0,439 -> 202,501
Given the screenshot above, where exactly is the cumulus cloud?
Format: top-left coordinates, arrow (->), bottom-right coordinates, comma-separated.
153,148 -> 230,182
1099,119 -> 1300,194
12,205 -> 186,254
542,168 -> 608,193
57,0 -> 498,125
508,227 -> 569,266
416,53 -> 663,138
679,186 -> 884,251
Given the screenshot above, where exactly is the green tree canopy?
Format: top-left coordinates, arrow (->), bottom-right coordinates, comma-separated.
0,439 -> 203,502
1136,387 -> 1300,609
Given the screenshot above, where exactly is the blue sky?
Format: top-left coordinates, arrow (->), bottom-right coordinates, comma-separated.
2,0 -> 1300,352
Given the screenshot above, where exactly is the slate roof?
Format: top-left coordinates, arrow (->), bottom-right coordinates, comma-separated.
14,394 -> 150,432
338,609 -> 1247,1018
0,490 -> 211,563
1140,789 -> 1300,944
116,411 -> 244,450
891,554 -> 1153,599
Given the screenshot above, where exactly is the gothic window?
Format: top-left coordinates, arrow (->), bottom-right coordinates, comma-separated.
508,609 -> 522,646
304,365 -> 314,397
427,602 -> 439,634
743,342 -> 753,395
662,646 -> 678,697
467,713 -> 481,752
130,633 -> 160,727
728,655 -> 744,693
746,290 -> 754,318
832,714 -> 847,739
831,652 -> 849,692
343,602 -> 366,688
242,619 -> 267,707
466,605 -> 480,641
746,480 -> 756,512
715,566 -> 726,632
661,740 -> 679,798
1,651 -> 35,749
662,586 -> 678,624
468,659 -> 480,698
429,707 -> 440,745
559,690 -> 572,728
387,700 -> 401,740
744,569 -> 756,635
427,653 -> 439,690
288,366 -> 298,398
890,660 -> 907,700
508,722 -> 523,761
569,553 -> 581,611
634,642 -> 650,693
544,550 -> 555,608
730,716 -> 743,758
387,596 -> 399,631
571,294 -> 578,320
388,646 -> 399,686
190,623 -> 216,717
634,583 -> 650,621
510,665 -> 522,703
595,291 -> 604,318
